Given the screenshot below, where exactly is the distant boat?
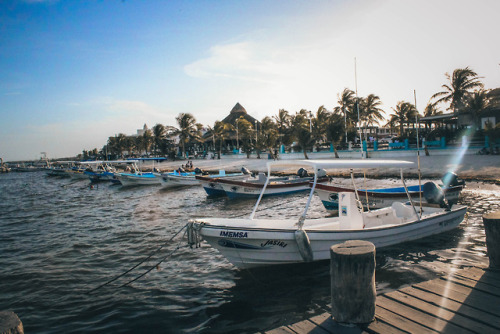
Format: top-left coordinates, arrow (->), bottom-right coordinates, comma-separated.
215,168 -> 328,199
195,168 -> 250,196
158,168 -> 234,189
115,161 -> 160,187
314,173 -> 464,212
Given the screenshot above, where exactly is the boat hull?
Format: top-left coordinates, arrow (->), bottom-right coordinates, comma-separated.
218,176 -> 327,199
195,205 -> 467,268
116,173 -> 160,186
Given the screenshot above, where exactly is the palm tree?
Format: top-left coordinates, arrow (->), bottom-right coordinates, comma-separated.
236,118 -> 254,158
260,116 -> 279,159
465,90 -> 494,130
142,128 -> 153,156
312,105 -> 330,149
431,67 -> 483,114
334,88 -> 355,143
152,124 -> 166,156
422,101 -> 443,129
210,121 -> 233,159
359,94 -> 385,141
175,113 -> 202,158
273,109 -> 292,149
392,101 -> 417,137
325,110 -> 344,158
290,110 -> 313,159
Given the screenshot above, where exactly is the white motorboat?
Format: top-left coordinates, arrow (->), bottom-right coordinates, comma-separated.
115,161 -> 161,187
188,159 -> 468,269
156,170 -> 199,188
158,169 -> 239,189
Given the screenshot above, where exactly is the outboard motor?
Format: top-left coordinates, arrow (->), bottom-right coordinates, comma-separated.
297,168 -> 308,177
241,167 -> 251,175
423,181 -> 449,209
194,167 -> 203,174
441,172 -> 464,188
316,168 -> 327,178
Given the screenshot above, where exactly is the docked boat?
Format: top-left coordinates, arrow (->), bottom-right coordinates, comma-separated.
195,168 -> 250,196
158,169 -> 234,189
187,159 -> 468,268
215,168 -> 328,199
84,162 -> 119,183
115,162 -> 160,187
314,172 -> 464,212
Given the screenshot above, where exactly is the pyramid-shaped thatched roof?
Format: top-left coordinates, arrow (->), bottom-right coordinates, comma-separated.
222,102 -> 258,126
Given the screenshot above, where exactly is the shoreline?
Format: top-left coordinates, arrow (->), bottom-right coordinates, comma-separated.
138,154 -> 500,184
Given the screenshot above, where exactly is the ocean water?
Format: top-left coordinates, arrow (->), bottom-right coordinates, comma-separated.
0,171 -> 498,333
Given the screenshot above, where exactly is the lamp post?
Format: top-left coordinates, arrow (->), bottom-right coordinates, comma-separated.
236,119 -> 239,151
308,111 -> 312,133
255,120 -> 258,143
344,109 -> 348,144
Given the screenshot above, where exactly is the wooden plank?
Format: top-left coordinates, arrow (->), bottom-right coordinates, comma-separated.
264,326 -> 296,334
456,267 -> 500,286
287,319 -> 331,334
422,276 -> 500,304
415,280 -> 500,315
362,318 -> 408,334
400,286 -> 500,330
377,295 -> 471,334
375,304 -> 437,334
440,274 -> 500,297
386,290 -> 497,333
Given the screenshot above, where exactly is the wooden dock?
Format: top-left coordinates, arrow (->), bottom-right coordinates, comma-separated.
264,266 -> 500,334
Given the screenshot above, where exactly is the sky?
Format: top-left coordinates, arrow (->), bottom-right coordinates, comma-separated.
1,0 -> 499,161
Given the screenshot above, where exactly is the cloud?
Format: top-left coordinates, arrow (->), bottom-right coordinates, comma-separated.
184,41 -> 294,84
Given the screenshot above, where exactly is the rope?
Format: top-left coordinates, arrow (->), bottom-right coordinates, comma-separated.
86,223 -> 188,294
120,229 -> 188,287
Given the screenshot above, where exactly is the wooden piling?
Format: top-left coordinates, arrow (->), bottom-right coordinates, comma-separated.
483,210 -> 500,269
330,240 -> 376,324
0,311 -> 23,334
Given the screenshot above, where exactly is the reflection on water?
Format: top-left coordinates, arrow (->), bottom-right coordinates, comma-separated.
0,172 -> 498,333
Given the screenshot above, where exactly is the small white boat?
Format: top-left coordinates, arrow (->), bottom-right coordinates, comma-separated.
314,173 -> 464,212
158,169 -> 236,189
215,169 -> 328,199
188,159 -> 468,269
115,162 -> 161,187
156,170 -> 199,188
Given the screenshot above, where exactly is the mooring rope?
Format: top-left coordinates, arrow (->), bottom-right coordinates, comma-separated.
119,228 -> 188,287
86,223 -> 188,294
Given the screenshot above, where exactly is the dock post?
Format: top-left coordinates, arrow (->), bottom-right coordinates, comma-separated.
330,240 -> 376,324
0,311 -> 24,334
483,211 -> 500,269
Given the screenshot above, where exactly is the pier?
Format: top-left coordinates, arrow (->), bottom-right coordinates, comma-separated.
264,266 -> 500,333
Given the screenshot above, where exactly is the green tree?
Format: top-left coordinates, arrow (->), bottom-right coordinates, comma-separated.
334,88 -> 356,143
465,90 -> 495,130
325,110 -> 345,158
311,105 -> 330,150
431,67 -> 483,114
273,109 -> 293,149
142,128 -> 153,156
152,124 -> 166,156
175,113 -> 202,158
260,116 -> 279,159
392,101 -> 417,137
236,118 -> 254,158
291,110 -> 313,159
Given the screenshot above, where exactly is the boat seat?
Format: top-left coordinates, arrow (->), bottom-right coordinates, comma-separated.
392,202 -> 417,221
